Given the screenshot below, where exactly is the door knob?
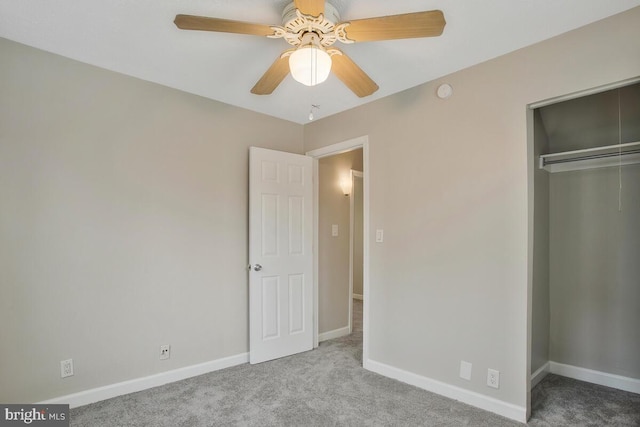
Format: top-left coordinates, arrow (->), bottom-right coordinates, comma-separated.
253,264 -> 262,272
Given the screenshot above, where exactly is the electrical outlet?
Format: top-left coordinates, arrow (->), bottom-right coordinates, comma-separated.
160,345 -> 171,360
487,368 -> 500,389
459,361 -> 472,381
60,359 -> 74,378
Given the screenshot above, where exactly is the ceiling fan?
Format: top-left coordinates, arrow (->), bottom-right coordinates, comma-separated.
174,0 -> 445,97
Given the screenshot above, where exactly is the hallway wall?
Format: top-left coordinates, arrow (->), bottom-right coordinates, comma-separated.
353,176 -> 364,297
318,149 -> 363,335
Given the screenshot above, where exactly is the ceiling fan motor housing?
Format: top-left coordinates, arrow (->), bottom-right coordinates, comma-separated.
282,1 -> 340,26
276,1 -> 343,47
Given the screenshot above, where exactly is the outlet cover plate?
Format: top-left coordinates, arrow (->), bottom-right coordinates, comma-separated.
60,359 -> 74,378
160,345 -> 171,360
487,368 -> 500,389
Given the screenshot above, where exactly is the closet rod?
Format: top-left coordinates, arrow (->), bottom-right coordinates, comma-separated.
539,141 -> 640,172
543,148 -> 640,166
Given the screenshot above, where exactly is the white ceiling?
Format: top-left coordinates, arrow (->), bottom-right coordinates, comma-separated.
1,0 -> 639,124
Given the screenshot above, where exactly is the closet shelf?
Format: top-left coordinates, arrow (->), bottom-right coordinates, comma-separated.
539,141 -> 640,173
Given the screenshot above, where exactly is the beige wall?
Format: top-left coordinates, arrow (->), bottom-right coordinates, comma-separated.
0,38 -> 303,403
304,7 -> 640,409
318,149 -> 363,334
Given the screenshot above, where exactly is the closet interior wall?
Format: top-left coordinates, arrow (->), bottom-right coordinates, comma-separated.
531,109 -> 550,376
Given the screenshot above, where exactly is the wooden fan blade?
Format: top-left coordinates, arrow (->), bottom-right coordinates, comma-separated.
331,51 -> 379,98
251,51 -> 293,95
343,10 -> 445,42
174,14 -> 275,37
294,0 -> 324,17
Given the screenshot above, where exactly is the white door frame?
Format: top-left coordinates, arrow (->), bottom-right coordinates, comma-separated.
306,135 -> 370,364
348,169 -> 364,334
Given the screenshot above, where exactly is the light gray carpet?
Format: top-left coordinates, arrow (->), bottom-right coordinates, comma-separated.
71,300 -> 639,426
529,373 -> 640,426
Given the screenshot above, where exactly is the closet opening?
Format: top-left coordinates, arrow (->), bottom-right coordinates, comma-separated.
528,79 -> 640,422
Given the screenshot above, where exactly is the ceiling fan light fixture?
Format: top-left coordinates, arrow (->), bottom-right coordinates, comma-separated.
289,34 -> 332,87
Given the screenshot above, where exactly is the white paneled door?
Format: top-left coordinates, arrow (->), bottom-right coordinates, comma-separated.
249,147 -> 313,364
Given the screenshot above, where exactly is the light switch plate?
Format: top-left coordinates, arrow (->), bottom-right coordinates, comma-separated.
375,229 -> 384,243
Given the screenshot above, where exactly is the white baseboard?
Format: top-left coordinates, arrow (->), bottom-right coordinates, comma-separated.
549,361 -> 640,394
353,294 -> 363,301
318,326 -> 350,342
366,359 -> 526,423
39,352 -> 249,408
530,362 -> 550,389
